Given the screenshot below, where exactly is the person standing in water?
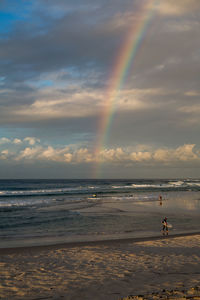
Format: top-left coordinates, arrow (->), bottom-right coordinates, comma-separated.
162,217 -> 168,235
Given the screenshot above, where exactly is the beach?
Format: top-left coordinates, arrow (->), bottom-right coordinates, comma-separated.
1,233 -> 200,300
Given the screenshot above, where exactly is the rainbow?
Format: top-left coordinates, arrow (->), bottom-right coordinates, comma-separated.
93,0 -> 160,177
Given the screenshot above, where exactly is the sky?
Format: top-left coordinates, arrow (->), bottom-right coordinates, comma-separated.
0,0 -> 200,179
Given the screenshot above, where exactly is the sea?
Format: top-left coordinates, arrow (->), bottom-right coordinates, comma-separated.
0,178 -> 200,248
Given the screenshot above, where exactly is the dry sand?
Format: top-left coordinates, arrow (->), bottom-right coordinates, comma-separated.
0,233 -> 200,300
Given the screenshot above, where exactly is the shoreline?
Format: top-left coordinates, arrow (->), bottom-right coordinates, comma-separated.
1,230 -> 200,254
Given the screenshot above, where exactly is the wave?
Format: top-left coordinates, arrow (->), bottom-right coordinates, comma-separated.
131,184 -> 171,189
114,180 -> 200,190
168,180 -> 185,186
187,182 -> 200,187
0,186 -> 96,197
0,198 -> 52,210
0,179 -> 200,200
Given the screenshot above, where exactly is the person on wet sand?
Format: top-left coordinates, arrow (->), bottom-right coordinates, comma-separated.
162,217 -> 168,235
159,195 -> 163,206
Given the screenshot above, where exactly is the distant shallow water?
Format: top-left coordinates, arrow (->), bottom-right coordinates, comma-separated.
0,179 -> 200,248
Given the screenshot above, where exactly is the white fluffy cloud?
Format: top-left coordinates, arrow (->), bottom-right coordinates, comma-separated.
153,145 -> 198,163
24,137 -> 40,145
0,137 -> 40,146
0,149 -> 9,160
0,137 -> 199,167
0,138 -> 11,144
13,138 -> 22,144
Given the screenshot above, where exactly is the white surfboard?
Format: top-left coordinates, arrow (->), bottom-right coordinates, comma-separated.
167,223 -> 173,228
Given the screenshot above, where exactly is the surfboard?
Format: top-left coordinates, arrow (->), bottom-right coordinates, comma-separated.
167,223 -> 173,228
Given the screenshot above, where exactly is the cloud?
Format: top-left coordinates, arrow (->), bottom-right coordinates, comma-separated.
100,144 -> 200,165
20,90 -> 103,119
157,0 -> 200,16
24,137 -> 40,145
184,91 -> 200,97
0,86 -> 162,125
0,149 -> 9,160
13,138 -> 22,144
130,151 -> 152,162
0,86 -> 166,124
16,146 -> 42,161
153,145 -> 198,163
99,148 -> 128,163
0,138 -> 11,145
1,137 -> 199,167
178,104 -> 200,125
174,144 -> 198,161
179,104 -> 200,114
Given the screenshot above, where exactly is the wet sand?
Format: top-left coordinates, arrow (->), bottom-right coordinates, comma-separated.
0,233 -> 200,300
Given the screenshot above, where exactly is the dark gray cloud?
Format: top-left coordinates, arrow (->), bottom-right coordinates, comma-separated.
0,0 -> 200,177
0,1 -> 128,78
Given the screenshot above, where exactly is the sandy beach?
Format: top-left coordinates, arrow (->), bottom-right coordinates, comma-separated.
0,233 -> 200,300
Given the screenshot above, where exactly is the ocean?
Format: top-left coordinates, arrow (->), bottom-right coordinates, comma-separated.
0,179 -> 200,248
